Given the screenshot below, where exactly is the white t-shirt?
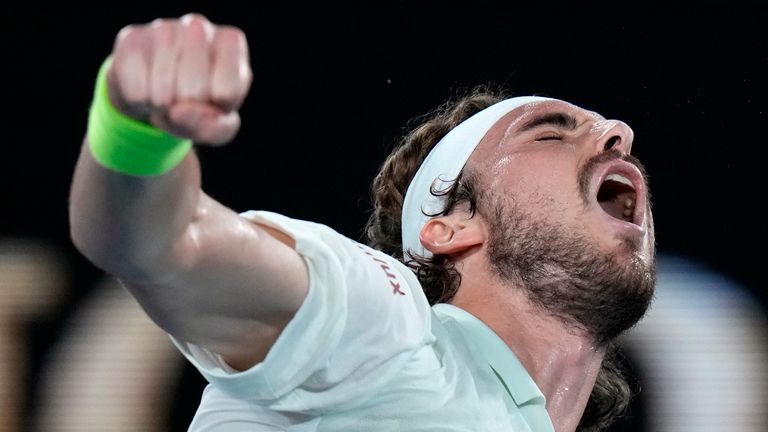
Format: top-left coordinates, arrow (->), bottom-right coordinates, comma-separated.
170,211 -> 554,431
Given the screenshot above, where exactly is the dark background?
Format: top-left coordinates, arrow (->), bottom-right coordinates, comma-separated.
3,4 -> 766,431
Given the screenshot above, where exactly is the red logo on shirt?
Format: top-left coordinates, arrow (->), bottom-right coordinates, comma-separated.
357,245 -> 406,295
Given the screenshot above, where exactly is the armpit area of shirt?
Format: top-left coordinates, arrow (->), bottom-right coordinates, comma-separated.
173,338 -> 240,373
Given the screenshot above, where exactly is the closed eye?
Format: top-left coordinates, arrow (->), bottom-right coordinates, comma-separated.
537,134 -> 563,141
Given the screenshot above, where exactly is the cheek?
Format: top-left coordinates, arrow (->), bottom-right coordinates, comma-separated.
485,153 -> 580,203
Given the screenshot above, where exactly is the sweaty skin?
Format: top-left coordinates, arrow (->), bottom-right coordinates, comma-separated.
70,13 -> 655,432
420,100 -> 654,432
69,13 -> 310,372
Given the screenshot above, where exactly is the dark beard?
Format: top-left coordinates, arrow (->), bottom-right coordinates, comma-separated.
483,154 -> 656,346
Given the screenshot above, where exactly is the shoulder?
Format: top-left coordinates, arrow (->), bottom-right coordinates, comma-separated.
240,210 -> 420,293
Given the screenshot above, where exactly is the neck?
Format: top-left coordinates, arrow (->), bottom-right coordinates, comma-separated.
452,283 -> 604,432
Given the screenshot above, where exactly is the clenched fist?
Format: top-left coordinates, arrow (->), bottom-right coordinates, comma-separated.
108,13 -> 252,145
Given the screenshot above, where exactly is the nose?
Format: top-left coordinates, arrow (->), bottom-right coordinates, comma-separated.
593,120 -> 634,155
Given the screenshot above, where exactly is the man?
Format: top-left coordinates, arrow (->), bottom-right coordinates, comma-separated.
69,12 -> 656,432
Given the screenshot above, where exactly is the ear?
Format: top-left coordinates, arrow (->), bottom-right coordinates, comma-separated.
419,213 -> 485,255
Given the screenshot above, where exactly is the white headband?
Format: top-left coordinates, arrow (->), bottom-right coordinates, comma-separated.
401,96 -> 552,258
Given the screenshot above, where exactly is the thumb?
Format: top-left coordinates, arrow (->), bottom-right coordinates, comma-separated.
151,101 -> 241,146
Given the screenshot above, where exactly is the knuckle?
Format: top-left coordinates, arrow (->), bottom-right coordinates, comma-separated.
180,12 -> 209,27
114,24 -> 146,52
151,19 -> 177,39
115,25 -> 135,47
218,26 -> 248,51
149,18 -> 169,29
116,24 -> 137,42
220,25 -> 246,41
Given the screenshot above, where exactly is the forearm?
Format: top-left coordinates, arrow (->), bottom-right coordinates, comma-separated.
69,140 -> 202,282
66,16 -> 308,368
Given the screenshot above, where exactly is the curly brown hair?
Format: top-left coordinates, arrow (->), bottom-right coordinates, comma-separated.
364,86 -> 635,431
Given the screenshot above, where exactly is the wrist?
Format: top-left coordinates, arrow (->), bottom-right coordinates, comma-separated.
86,57 -> 192,176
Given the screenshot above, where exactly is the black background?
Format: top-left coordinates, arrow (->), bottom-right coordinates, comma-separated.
3,4 -> 766,431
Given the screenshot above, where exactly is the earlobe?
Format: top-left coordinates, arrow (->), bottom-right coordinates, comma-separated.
419,215 -> 485,255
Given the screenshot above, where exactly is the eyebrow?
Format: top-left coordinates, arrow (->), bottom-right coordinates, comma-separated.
518,112 -> 579,133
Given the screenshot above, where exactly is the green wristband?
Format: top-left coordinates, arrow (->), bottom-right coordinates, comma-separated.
87,57 -> 192,176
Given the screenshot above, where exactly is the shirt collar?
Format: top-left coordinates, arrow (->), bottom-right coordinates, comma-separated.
433,303 -> 546,407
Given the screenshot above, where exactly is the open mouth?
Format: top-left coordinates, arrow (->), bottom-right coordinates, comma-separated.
597,173 -> 638,224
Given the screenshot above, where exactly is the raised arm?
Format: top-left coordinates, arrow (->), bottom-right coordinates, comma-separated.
69,13 -> 308,371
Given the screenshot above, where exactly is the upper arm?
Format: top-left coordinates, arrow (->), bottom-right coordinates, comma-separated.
169,228 -> 435,407
121,192 -> 309,370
